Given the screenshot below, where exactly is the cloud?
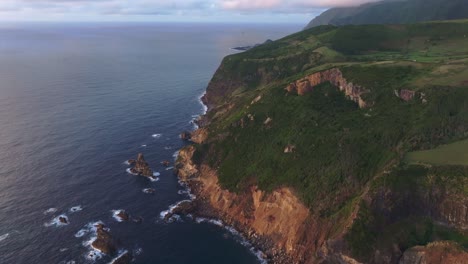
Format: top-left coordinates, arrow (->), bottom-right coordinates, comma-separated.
220,0 -> 381,11
0,0 -> 380,20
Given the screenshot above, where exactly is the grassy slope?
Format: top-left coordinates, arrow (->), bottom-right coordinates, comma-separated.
405,139 -> 468,165
305,0 -> 468,29
198,20 -> 468,261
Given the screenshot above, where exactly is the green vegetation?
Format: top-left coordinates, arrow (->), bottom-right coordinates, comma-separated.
406,139 -> 468,165
305,0 -> 468,29
347,164 -> 468,261
196,20 -> 468,260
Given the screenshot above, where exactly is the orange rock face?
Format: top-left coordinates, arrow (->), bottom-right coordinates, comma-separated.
399,241 -> 468,264
190,128 -> 208,144
286,68 -> 370,108
175,146 -> 358,263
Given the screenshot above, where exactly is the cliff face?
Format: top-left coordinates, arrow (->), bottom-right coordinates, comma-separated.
176,146 -> 363,263
176,21 -> 468,264
399,241 -> 468,264
286,68 -> 370,108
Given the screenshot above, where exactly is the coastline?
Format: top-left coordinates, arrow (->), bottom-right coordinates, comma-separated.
167,92 -> 292,264
178,177 -> 294,264
169,92 -> 297,264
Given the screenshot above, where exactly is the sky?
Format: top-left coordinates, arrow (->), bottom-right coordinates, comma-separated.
0,0 -> 379,23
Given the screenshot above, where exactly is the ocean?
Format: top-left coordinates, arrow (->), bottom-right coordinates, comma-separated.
0,22 -> 300,264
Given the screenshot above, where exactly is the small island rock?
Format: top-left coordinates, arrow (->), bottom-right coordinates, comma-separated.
129,153 -> 153,177
92,224 -> 117,255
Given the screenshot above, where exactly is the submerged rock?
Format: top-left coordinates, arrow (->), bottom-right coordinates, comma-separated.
116,210 -> 130,222
128,153 -> 153,177
161,160 -> 171,167
180,131 -> 192,140
92,224 -> 117,255
143,188 -> 156,194
58,216 -> 68,224
164,200 -> 195,221
132,216 -> 144,223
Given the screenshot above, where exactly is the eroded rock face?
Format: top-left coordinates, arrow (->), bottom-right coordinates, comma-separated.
284,144 -> 296,153
397,89 -> 416,102
129,153 -> 153,177
286,68 -> 370,108
92,224 -> 117,255
180,131 -> 192,140
190,128 -> 208,144
175,146 -> 199,181
399,241 -> 468,264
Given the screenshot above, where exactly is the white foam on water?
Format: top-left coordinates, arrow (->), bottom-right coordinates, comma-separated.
58,261 -> 76,264
172,151 -> 179,160
166,214 -> 182,223
142,188 -> 155,194
111,210 -> 126,222
194,217 -> 268,264
199,91 -> 208,115
0,233 -> 9,242
133,247 -> 143,256
86,248 -> 104,262
126,168 -> 138,176
69,206 -> 83,213
164,146 -> 172,150
123,160 -> 130,165
159,199 -> 192,220
76,221 -> 104,239
44,208 -> 58,215
152,133 -> 162,139
165,166 -> 174,170
74,229 -> 87,238
109,250 -> 129,264
153,172 -> 160,177
44,214 -> 69,227
59,248 -> 69,252
149,176 -> 160,182
177,190 -> 188,195
141,144 -> 147,147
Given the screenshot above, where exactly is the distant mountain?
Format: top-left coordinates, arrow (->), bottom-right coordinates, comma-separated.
305,0 -> 468,29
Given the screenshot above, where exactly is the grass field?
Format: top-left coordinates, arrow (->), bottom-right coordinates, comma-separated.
405,139 -> 468,165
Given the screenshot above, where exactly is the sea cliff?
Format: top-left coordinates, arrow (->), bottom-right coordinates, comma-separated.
176,21 -> 468,263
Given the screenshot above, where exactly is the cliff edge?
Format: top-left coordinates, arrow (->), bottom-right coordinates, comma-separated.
177,21 -> 468,263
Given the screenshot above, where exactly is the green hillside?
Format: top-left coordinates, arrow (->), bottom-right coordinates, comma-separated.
194,20 -> 468,262
305,0 -> 468,29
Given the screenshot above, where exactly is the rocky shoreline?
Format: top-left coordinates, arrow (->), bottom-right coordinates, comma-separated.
167,175 -> 294,264
172,126 -> 298,264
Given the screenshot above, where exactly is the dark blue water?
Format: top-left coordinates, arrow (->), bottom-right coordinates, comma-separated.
0,23 -> 300,264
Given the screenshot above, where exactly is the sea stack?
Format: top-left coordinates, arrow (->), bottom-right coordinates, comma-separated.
128,153 -> 153,177
92,223 -> 117,255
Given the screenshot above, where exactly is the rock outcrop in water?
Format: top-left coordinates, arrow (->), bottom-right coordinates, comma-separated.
128,153 -> 153,178
92,223 -> 117,255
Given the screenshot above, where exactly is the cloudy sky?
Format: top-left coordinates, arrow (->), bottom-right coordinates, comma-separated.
0,0 -> 378,23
